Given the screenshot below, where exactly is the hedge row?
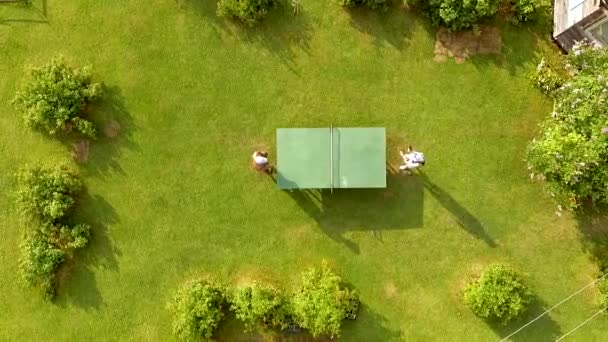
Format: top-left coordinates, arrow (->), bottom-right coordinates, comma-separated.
16,164 -> 91,299
169,263 -> 359,340
214,0 -> 545,30
12,55 -> 105,299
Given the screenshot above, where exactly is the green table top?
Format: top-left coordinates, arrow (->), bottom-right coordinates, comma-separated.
276,127 -> 386,189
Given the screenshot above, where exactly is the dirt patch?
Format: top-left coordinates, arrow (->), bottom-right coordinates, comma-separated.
434,26 -> 501,63
103,119 -> 121,138
384,282 -> 398,298
71,139 -> 90,163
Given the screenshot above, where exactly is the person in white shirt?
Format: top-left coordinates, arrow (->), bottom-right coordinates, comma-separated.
399,145 -> 425,174
252,151 -> 272,173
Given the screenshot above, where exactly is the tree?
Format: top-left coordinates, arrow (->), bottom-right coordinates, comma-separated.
406,0 -> 500,30
11,57 -> 102,138
16,164 -> 83,222
528,42 -> 608,209
19,232 -> 65,300
170,280 -> 226,340
291,263 -> 358,338
217,0 -> 276,26
15,164 -> 90,299
230,283 -> 290,331
464,264 -> 531,324
339,0 -> 388,10
510,0 -> 544,23
37,221 -> 91,250
406,0 -> 544,29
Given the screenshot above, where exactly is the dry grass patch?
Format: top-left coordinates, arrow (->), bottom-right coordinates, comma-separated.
384,281 -> 398,299
71,139 -> 90,163
434,26 -> 501,64
104,119 -> 121,138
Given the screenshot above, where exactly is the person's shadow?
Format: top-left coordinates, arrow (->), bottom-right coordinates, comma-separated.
418,172 -> 497,247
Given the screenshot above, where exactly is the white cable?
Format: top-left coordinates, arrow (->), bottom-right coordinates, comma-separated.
555,307 -> 608,341
500,273 -> 608,341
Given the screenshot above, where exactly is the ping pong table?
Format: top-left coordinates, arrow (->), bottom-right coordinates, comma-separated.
276,127 -> 386,190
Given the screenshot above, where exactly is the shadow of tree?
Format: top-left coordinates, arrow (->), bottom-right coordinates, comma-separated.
55,191 -> 121,310
346,1 -> 430,51
84,85 -> 140,177
217,303 -> 401,341
179,0 -> 312,74
55,85 -> 139,177
418,172 -> 497,247
341,304 -> 402,341
489,295 -> 562,341
575,205 -> 608,272
283,166 -> 424,254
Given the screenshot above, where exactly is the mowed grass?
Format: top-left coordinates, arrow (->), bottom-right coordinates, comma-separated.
1,0 -> 608,340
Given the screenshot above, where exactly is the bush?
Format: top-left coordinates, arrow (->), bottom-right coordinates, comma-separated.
597,276 -> 608,308
15,164 -> 90,299
37,221 -> 91,250
170,280 -> 226,340
59,223 -> 91,250
16,165 -> 82,222
530,59 -> 564,97
464,265 -> 531,324
344,295 -> 361,320
339,0 -> 388,10
19,233 -> 65,300
217,0 -> 276,26
231,283 -> 290,331
11,57 -> 102,138
291,263 -> 358,338
510,0 -> 543,23
407,0 -> 500,30
527,42 -> 608,209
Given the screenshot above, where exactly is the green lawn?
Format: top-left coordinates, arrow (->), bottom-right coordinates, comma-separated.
2,0 -> 608,340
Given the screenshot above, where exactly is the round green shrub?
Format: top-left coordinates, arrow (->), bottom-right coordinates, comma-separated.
169,280 -> 226,340
406,0 -> 500,30
529,58 -> 564,97
16,164 -> 83,222
217,0 -> 276,26
291,263 -> 358,338
339,0 -> 388,10
11,57 -> 102,138
19,232 -> 65,300
510,0 -> 544,23
464,264 -> 531,324
230,283 -> 290,331
37,221 -> 92,250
